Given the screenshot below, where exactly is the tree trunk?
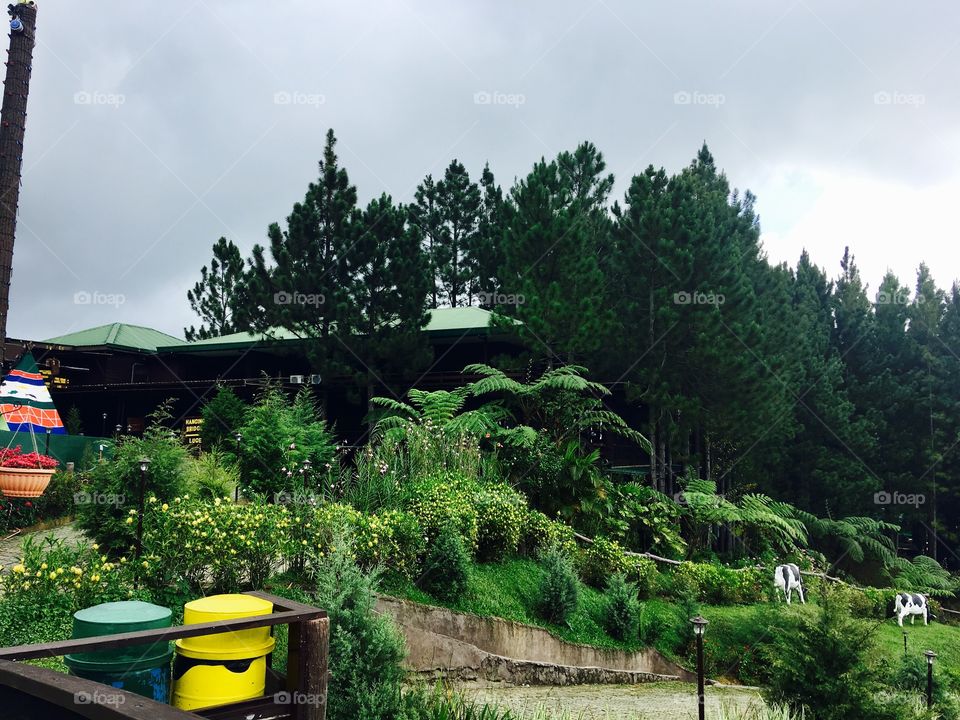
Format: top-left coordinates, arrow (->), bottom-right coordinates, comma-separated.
649,407 -> 658,490
657,416 -> 667,495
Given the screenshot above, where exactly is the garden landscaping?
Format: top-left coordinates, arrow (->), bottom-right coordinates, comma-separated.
0,373 -> 957,719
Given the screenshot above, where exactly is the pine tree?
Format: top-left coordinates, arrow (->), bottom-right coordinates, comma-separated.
498,144 -> 614,365
467,163 -> 506,303
351,193 -> 432,389
185,237 -> 249,341
246,129 -> 360,393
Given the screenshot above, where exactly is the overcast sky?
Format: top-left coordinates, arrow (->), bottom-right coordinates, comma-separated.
8,1 -> 959,341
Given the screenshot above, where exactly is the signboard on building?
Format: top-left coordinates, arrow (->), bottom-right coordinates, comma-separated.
183,416 -> 203,448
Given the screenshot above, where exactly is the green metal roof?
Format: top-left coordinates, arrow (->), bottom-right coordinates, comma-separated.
43,323 -> 184,353
41,308 -> 516,355
157,306 -> 514,353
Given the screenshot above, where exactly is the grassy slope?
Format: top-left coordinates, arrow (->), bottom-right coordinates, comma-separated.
385,558 -> 960,684
384,557 -> 641,651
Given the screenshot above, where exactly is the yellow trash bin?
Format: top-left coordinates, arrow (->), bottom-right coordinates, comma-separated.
171,594 -> 276,711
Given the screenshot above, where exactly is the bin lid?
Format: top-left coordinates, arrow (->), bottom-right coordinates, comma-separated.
66,601 -> 172,669
183,594 -> 273,620
177,594 -> 275,660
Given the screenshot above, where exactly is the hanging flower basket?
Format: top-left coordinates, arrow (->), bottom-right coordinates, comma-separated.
0,446 -> 58,498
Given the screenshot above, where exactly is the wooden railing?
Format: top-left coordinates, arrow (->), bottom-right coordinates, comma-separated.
0,591 -> 329,720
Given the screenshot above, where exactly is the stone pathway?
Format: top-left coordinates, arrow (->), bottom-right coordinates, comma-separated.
0,522 -> 87,570
460,681 -> 764,720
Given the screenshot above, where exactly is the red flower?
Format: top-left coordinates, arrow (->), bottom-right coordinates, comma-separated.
24,501 -> 32,507
0,445 -> 59,470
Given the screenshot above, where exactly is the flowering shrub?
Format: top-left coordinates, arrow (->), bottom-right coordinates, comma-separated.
519,510 -> 578,558
473,484 -> 526,561
626,556 -> 660,599
0,446 -> 58,469
579,537 -> 632,588
405,477 -> 480,552
0,535 -> 142,648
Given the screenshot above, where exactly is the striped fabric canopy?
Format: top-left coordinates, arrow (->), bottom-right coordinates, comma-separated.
0,352 -> 66,435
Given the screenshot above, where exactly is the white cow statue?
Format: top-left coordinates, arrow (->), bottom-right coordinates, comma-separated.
895,592 -> 930,626
774,563 -> 805,604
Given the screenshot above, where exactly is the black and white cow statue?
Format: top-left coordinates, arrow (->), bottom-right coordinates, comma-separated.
774,563 -> 805,604
895,592 -> 931,626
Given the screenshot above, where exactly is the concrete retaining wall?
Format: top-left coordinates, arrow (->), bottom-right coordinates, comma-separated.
376,596 -> 696,686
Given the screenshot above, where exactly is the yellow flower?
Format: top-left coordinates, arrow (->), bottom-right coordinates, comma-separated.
162,503 -> 169,512
12,565 -> 24,574
92,544 -> 99,551
126,517 -> 134,525
49,572 -> 57,580
22,581 -> 30,589
40,563 -> 47,570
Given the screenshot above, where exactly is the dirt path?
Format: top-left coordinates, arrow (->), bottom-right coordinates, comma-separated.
460,681 -> 764,720
0,522 -> 86,570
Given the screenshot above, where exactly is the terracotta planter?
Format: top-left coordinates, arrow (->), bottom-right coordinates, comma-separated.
0,467 -> 55,498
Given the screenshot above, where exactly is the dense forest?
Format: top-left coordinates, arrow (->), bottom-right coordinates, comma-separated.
185,128 -> 959,566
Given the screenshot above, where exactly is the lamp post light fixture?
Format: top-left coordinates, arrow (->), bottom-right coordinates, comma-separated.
133,457 -> 151,585
691,615 -> 709,720
115,424 -> 122,437
925,650 -> 937,709
101,412 -> 107,437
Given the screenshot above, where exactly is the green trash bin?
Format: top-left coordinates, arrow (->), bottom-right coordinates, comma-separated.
64,601 -> 173,703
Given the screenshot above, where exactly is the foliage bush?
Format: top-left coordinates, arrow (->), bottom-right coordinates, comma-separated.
536,547 -> 579,625
406,476 -> 480,551
304,534 -> 409,720
518,509 -> 578,558
761,588 -> 901,720
604,573 -> 639,641
473,483 -> 526,561
0,536 -> 143,648
200,384 -> 248,450
418,525 -> 471,602
235,385 -> 337,499
184,447 -> 239,500
77,402 -> 190,554
627,556 -> 660,599
579,537 -> 632,588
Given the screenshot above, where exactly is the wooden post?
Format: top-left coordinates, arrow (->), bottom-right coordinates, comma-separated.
289,617 -> 328,720
0,2 -> 37,364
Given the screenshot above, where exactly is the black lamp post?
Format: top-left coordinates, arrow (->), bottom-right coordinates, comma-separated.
114,423 -> 122,439
101,412 -> 107,436
133,457 -> 150,584
691,615 -> 708,720
925,650 -> 937,709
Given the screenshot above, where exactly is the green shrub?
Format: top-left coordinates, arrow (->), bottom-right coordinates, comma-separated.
519,510 -> 578,558
200,384 -> 248,450
77,402 -> 190,554
0,535 -> 143,648
626,556 -> 660,599
579,537 -> 631,588
353,509 -> 425,581
236,385 -> 336,499
419,525 -> 471,602
184,448 -> 239,500
305,534 -> 408,720
474,484 -> 526,561
536,547 -> 579,625
761,588 -> 900,720
604,573 -> 639,641
406,477 -> 479,551
34,469 -> 82,520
